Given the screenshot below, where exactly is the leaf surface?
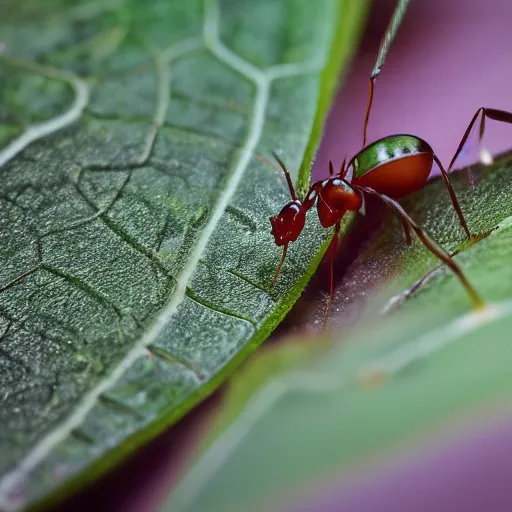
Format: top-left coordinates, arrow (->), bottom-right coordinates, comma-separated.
0,1 -> 368,510
165,155 -> 512,512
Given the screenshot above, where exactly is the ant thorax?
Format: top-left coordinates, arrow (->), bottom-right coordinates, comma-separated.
313,178 -> 362,212
301,177 -> 362,229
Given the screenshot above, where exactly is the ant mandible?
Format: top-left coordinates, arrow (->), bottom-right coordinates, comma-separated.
270,69 -> 512,324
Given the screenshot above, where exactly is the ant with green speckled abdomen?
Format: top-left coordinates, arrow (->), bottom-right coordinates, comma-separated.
269,21 -> 512,325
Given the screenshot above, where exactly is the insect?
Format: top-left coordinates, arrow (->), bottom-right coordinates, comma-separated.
270,67 -> 512,325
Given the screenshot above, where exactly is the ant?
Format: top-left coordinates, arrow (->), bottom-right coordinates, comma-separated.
270,70 -> 512,325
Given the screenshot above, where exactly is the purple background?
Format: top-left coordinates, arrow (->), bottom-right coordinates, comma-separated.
56,1 -> 512,511
316,0 -> 512,182
289,415 -> 512,512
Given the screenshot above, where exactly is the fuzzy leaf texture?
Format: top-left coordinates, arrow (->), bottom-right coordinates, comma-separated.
166,155 -> 512,512
0,0 -> 368,510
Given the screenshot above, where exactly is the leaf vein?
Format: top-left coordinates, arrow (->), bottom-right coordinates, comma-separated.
0,55 -> 90,169
147,344 -> 205,382
40,265 -> 124,320
0,266 -> 41,295
97,394 -> 145,420
70,182 -> 177,285
186,290 -> 257,327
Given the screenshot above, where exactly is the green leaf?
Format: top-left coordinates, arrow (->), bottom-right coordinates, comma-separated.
0,0 -> 368,510
165,155 -> 512,512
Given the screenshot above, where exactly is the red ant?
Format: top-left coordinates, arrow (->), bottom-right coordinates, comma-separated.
270,73 -> 512,324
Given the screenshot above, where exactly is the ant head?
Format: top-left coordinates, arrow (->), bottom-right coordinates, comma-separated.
269,199 -> 306,246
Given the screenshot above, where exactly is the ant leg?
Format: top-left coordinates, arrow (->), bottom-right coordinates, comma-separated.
359,186 -> 485,310
398,216 -> 413,245
272,151 -> 297,201
323,221 -> 341,328
432,107 -> 512,240
362,78 -> 375,147
433,154 -> 471,240
272,244 -> 288,285
363,0 -> 410,147
448,108 -> 512,172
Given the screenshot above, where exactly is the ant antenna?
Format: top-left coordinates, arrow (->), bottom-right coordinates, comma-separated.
329,161 -> 334,176
362,77 -> 375,147
272,151 -> 297,201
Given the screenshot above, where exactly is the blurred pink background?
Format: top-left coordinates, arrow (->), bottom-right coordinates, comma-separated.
56,1 -> 512,511
315,0 -> 512,183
